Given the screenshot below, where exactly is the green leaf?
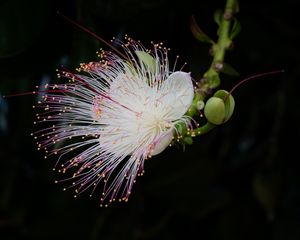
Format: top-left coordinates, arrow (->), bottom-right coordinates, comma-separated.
229,18 -> 241,40
213,9 -> 223,26
190,16 -> 215,44
221,63 -> 240,76
135,50 -> 157,73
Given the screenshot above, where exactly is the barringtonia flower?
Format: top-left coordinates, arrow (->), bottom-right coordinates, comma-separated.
33,37 -> 194,205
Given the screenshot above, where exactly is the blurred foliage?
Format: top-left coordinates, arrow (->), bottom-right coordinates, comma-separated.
0,0 -> 300,240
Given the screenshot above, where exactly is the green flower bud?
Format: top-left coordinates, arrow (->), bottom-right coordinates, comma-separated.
183,136 -> 193,145
204,90 -> 235,125
196,100 -> 205,111
204,97 -> 225,125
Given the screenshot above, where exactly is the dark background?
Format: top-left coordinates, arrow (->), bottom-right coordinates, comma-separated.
0,0 -> 299,239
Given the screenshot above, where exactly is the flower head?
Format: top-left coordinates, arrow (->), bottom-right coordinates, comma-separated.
33,37 -> 194,204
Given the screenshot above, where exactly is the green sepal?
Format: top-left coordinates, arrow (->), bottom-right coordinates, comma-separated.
135,50 -> 157,73
183,136 -> 193,145
213,90 -> 235,123
124,61 -> 138,76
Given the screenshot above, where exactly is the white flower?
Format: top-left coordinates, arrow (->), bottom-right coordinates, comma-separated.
34,38 -> 194,204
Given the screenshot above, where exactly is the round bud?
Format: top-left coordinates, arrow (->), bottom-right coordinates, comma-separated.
204,90 -> 235,125
196,100 -> 205,111
204,97 -> 225,125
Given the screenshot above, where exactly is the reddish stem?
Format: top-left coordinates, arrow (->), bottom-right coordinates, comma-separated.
229,69 -> 285,96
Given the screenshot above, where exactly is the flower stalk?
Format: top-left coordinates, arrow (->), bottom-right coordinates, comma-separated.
187,0 -> 239,137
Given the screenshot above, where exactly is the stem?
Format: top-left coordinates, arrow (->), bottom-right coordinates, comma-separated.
183,0 -> 238,139
202,0 -> 238,92
214,0 -> 237,63
193,122 -> 216,136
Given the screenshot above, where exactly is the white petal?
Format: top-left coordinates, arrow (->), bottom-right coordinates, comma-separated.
160,71 -> 194,119
150,130 -> 173,156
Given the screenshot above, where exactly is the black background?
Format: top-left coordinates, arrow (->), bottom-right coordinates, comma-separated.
0,0 -> 299,239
